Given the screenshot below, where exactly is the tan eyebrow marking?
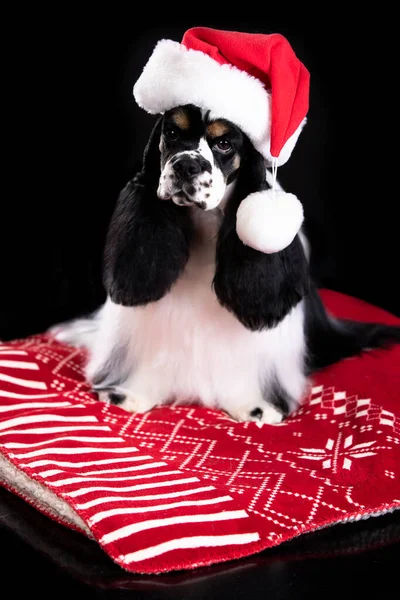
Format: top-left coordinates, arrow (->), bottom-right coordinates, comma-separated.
206,121 -> 230,138
171,108 -> 190,130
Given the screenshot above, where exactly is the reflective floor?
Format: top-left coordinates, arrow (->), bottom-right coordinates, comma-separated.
1,487 -> 398,599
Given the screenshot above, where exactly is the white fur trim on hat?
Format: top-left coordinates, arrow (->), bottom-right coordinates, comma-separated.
133,39 -> 305,166
236,189 -> 304,254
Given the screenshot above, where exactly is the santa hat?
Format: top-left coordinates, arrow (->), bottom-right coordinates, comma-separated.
133,27 -> 310,254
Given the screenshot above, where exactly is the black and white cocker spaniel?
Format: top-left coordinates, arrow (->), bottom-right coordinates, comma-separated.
53,104 -> 400,424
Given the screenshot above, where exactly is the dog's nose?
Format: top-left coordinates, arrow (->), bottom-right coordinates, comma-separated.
173,157 -> 201,180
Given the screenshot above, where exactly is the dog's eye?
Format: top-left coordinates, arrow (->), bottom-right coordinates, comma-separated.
165,128 -> 179,142
214,139 -> 232,153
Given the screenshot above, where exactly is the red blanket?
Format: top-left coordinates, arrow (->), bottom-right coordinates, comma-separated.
0,290 -> 399,574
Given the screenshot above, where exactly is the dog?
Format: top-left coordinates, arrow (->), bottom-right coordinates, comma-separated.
52,103 -> 400,424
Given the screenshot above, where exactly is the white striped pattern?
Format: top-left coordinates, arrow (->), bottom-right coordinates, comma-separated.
0,425 -> 112,436
101,510 -> 249,544
76,486 -> 217,510
68,463 -> 167,476
22,455 -> 153,468
0,360 -> 39,370
120,533 -> 260,564
0,373 -> 47,389
89,496 -> 233,525
0,401 -> 72,412
0,344 -> 259,572
0,392 -> 58,399
0,413 -> 97,431
49,470 -> 182,487
47,464 -> 171,486
13,446 -> 140,458
37,469 -> 64,477
4,436 -> 125,448
38,464 -> 148,478
66,477 -> 201,497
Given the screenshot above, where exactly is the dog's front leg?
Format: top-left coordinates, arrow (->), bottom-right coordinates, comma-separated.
87,298 -> 167,413
85,298 -> 132,396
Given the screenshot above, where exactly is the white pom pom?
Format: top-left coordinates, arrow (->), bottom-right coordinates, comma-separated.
236,189 -> 304,254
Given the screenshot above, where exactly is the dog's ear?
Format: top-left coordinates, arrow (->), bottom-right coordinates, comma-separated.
103,117 -> 192,306
213,141 -> 309,330
141,116 -> 163,180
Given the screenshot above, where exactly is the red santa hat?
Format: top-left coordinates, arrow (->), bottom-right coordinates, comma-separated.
134,27 -> 310,254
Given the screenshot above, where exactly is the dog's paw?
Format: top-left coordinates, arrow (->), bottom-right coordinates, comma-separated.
97,389 -> 157,414
247,404 -> 284,425
224,402 -> 284,425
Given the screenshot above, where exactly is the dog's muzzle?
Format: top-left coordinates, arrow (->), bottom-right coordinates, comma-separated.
158,151 -> 214,208
172,155 -> 211,182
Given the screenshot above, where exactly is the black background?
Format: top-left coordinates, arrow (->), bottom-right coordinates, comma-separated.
2,7 -> 399,341
1,10 -> 400,596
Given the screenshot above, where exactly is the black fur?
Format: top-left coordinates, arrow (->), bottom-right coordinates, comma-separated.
213,140 -> 309,330
90,343 -> 129,390
250,376 -> 295,420
249,407 -> 263,419
305,286 -> 400,373
104,109 -> 400,379
103,118 -> 193,306
265,379 -> 294,416
108,392 -> 126,406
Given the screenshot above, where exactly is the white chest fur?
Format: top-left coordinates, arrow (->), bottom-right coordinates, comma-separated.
87,196 -> 308,423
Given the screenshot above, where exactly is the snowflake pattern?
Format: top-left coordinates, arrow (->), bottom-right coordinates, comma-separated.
298,434 -> 378,473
